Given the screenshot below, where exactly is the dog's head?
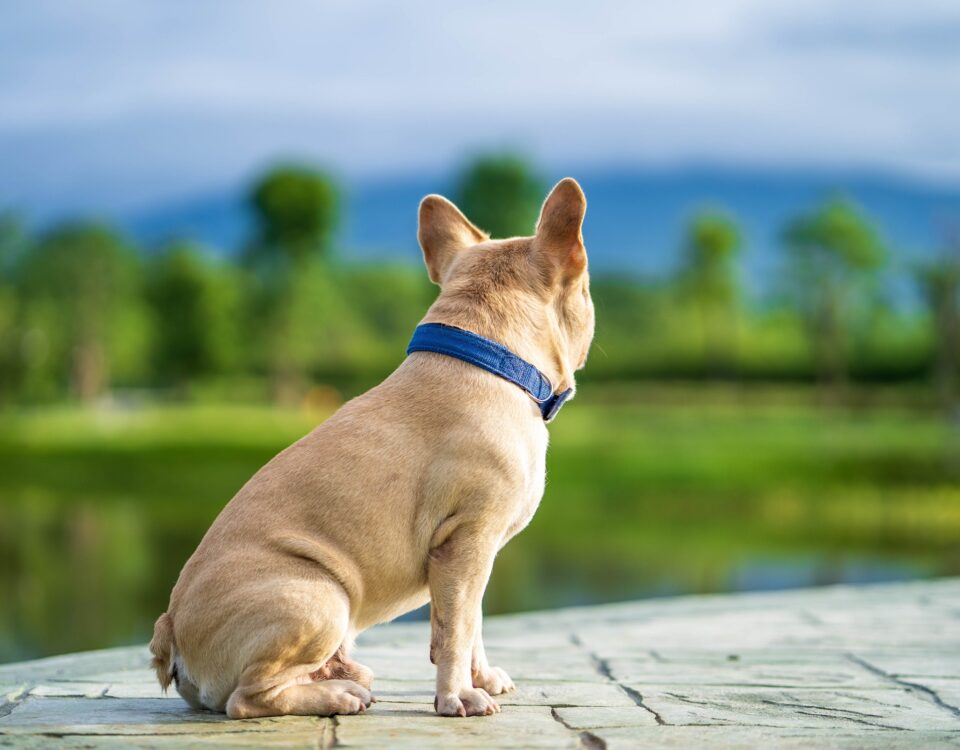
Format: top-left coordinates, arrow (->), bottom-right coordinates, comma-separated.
417,178 -> 594,395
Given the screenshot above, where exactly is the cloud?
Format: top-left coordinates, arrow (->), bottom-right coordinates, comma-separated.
0,0 -> 958,215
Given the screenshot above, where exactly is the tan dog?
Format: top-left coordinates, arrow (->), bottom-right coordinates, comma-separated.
150,178 -> 594,719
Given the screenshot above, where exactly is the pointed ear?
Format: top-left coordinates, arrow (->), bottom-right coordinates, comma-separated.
417,195 -> 487,285
536,178 -> 587,279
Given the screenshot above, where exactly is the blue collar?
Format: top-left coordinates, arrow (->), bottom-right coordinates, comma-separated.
407,323 -> 573,422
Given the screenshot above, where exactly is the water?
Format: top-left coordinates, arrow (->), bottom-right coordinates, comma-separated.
1,483 -> 948,663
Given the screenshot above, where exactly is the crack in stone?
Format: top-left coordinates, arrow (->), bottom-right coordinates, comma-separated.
664,692 -> 726,708
847,653 -> 960,719
619,685 -> 666,725
666,693 -> 903,731
329,715 -> 340,749
0,702 -> 19,720
569,633 -> 666,726
797,610 -> 823,626
550,707 -> 607,750
0,688 -> 26,720
792,709 -> 900,730
758,698 -> 885,719
588,654 -> 614,683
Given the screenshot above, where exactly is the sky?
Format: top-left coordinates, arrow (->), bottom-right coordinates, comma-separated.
1,0 -> 959,218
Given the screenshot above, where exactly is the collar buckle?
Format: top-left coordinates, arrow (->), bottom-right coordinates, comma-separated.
540,388 -> 573,422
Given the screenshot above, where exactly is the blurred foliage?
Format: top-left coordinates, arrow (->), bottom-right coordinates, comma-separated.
14,223 -> 149,403
782,198 -> 888,393
246,166 -> 344,402
146,243 -> 243,387
0,215 -> 27,402
455,154 -> 545,238
678,210 -> 742,376
248,165 -> 339,264
0,157 -> 951,405
915,247 -> 960,410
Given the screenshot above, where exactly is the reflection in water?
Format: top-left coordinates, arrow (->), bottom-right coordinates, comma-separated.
1,490 -> 205,661
728,555 -> 928,592
2,483 -> 950,662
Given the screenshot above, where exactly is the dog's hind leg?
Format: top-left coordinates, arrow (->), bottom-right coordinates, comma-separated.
222,577 -> 373,719
227,678 -> 372,719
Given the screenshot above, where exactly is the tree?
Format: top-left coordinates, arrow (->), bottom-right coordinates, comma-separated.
0,214 -> 27,403
678,210 -> 742,376
454,155 -> 544,238
339,264 -> 435,374
146,242 -> 242,389
19,223 -> 147,402
245,164 -> 341,403
782,198 -> 886,394
0,213 -> 24,271
248,165 -> 339,265
915,242 -> 960,412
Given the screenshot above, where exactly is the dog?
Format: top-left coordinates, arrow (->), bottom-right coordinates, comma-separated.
150,177 -> 594,718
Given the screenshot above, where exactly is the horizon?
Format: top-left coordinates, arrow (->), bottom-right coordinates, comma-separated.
14,159 -> 960,228
110,164 -> 958,299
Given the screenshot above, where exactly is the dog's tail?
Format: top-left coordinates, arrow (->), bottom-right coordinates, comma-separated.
149,612 -> 177,692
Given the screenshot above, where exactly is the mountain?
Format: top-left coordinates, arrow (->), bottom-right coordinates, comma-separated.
123,166 -> 960,288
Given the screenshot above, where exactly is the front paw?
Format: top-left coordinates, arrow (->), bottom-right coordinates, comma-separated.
434,687 -> 500,717
473,665 -> 515,695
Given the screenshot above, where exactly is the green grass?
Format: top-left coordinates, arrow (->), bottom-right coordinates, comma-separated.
0,386 -> 958,662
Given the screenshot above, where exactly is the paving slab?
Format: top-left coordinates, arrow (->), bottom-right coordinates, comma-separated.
596,727 -> 960,750
336,703 -> 580,749
635,684 -> 959,730
607,653 -> 891,688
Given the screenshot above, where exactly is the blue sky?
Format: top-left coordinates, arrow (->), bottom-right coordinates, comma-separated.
1,1 -> 959,218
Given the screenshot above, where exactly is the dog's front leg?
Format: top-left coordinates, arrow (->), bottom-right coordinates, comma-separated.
428,526 -> 501,717
471,609 -> 515,696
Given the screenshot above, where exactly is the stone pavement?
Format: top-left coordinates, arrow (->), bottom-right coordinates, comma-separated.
1,579 -> 959,748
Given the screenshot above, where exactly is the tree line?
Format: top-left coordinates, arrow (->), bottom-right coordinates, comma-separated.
0,155 -> 957,408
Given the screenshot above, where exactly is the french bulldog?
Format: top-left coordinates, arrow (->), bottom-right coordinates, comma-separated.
150,177 -> 594,718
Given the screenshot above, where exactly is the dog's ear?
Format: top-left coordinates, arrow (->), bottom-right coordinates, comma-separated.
418,195 -> 487,285
535,178 -> 587,281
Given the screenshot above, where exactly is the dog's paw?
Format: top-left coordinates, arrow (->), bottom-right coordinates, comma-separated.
472,665 -> 515,696
434,686 -> 500,717
322,679 -> 375,715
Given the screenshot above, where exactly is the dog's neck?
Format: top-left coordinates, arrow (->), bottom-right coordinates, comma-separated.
421,291 -> 576,397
